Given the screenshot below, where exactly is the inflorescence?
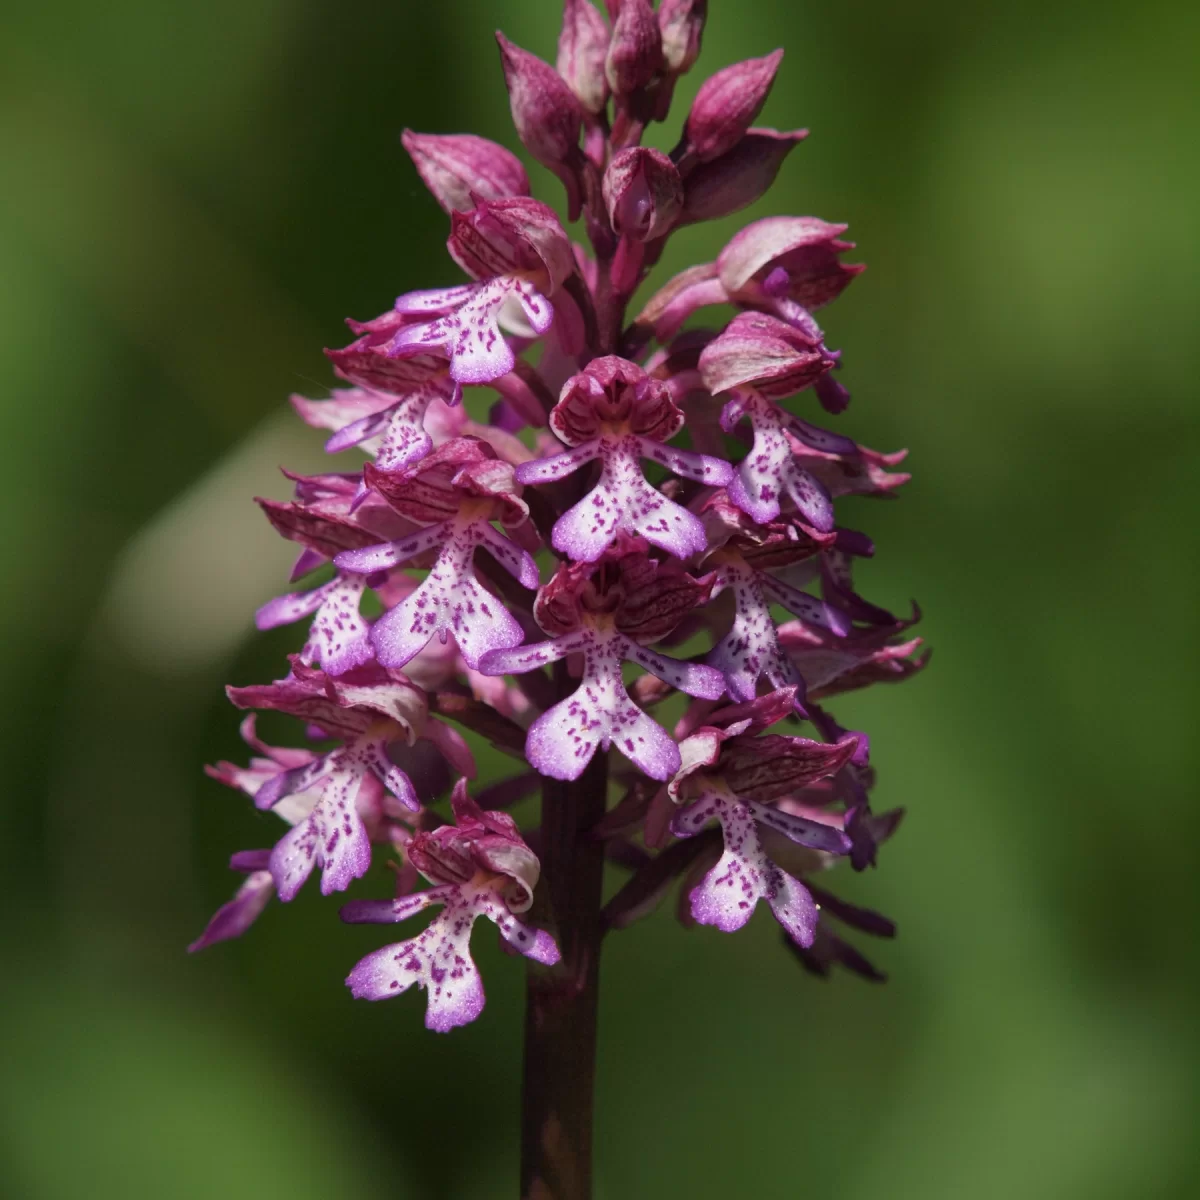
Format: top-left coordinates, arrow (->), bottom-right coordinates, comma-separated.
192,0 -> 924,1032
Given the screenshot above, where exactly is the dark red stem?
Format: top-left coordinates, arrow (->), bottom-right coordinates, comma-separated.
520,729 -> 608,1199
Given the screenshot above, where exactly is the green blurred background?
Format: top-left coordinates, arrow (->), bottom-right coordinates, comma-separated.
2,1 -> 1197,1197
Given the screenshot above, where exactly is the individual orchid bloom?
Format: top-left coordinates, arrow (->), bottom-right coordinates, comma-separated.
335,438 -> 538,672
296,310 -> 471,474
383,197 -> 576,387
226,660 -> 470,900
701,527 -> 850,705
294,372 -> 535,473
516,356 -> 733,561
298,372 -> 462,474
480,547 -> 725,781
667,703 -> 859,944
252,472 -> 412,676
343,780 -> 559,1031
190,714 -> 409,949
304,304 -> 468,472
718,214 -> 862,326
699,311 -> 865,525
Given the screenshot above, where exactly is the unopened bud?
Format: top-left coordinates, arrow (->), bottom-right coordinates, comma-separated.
401,131 -> 530,215
658,0 -> 707,74
602,147 -> 683,241
557,0 -> 611,114
496,32 -> 586,217
685,50 -> 784,163
605,0 -> 662,96
680,128 -> 807,224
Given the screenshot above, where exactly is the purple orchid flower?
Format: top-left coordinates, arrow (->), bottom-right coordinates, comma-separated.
666,696 -> 859,945
383,197 -> 576,387
335,438 -> 538,671
516,356 -> 733,561
226,660 -> 471,900
251,472 -> 411,676
343,780 -> 559,1031
481,545 -> 725,781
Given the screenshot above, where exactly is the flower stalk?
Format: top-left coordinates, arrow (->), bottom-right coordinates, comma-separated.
521,742 -> 608,1200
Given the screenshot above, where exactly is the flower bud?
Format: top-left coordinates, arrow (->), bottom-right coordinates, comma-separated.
658,0 -> 707,74
557,0 -> 610,114
602,147 -> 683,241
496,32 -> 586,216
400,131 -> 530,215
680,128 -> 807,224
685,50 -> 784,163
605,0 -> 662,96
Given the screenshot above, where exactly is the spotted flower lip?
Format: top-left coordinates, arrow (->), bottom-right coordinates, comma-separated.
341,781 -> 559,1031
253,476 -> 415,675
666,723 -> 858,944
192,716 -> 398,947
216,677 -> 420,901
